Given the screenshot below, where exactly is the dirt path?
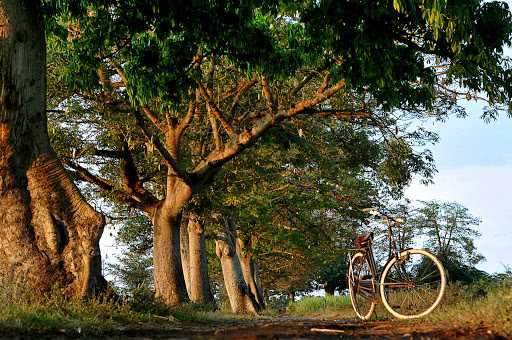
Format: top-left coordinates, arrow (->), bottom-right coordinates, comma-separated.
5,316 -> 506,339
148,317 -> 505,339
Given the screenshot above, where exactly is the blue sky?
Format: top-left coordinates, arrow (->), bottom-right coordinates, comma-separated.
405,15 -> 512,274
406,103 -> 512,274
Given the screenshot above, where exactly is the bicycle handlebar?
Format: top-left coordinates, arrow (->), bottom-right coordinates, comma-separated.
362,208 -> 405,225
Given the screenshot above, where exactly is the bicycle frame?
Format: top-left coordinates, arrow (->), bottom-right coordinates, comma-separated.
352,217 -> 408,302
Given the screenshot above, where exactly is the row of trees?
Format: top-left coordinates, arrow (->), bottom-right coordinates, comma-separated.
1,0 -> 511,313
110,199 -> 487,303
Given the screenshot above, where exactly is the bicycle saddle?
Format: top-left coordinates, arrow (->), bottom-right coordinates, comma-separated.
355,232 -> 374,248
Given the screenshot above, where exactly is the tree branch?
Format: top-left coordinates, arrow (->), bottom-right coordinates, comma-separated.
208,106 -> 222,150
176,95 -> 196,143
192,79 -> 346,180
282,79 -> 346,118
141,106 -> 164,131
317,73 -> 332,94
64,158 -> 158,210
119,140 -> 158,206
63,158 -> 114,192
289,72 -> 315,98
109,60 -> 164,131
261,76 -> 277,116
197,82 -> 236,136
131,109 -> 190,183
229,75 -> 258,120
304,108 -> 370,119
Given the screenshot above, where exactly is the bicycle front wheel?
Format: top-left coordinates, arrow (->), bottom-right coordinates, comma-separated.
348,252 -> 376,320
380,249 -> 446,319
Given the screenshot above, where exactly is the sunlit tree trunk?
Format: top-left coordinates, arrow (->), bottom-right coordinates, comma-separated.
236,237 -> 265,308
187,213 -> 215,305
180,217 -> 191,298
0,0 -> 105,296
216,222 -> 260,314
151,175 -> 190,306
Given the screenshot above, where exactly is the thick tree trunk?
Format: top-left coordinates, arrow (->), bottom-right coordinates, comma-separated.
216,229 -> 259,315
0,0 -> 105,297
236,238 -> 265,308
152,176 -> 190,305
187,213 -> 215,305
180,217 -> 191,298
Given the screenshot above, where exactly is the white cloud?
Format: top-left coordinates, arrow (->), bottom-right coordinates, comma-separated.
406,164 -> 512,274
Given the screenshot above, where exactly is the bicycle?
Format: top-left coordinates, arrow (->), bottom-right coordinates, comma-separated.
347,209 -> 446,320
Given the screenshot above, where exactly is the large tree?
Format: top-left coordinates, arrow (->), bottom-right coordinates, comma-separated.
46,0 -> 512,306
0,0 -> 105,297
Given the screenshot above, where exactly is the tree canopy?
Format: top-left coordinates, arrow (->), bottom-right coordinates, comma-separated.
39,0 -> 512,306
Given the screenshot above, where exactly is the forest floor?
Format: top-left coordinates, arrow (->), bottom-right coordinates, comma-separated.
0,315 -> 507,339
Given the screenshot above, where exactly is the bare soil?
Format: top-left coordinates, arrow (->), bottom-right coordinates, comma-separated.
2,316 -> 508,339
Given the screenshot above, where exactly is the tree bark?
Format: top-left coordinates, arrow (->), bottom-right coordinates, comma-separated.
236,237 -> 265,308
187,212 -> 215,305
216,227 -> 260,315
0,0 -> 105,297
151,175 -> 190,306
180,217 -> 191,298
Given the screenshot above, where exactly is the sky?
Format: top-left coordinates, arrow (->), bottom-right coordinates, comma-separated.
405,16 -> 512,274
405,104 -> 512,274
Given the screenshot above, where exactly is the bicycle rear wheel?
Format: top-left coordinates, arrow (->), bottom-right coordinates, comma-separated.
348,252 -> 376,320
380,249 -> 446,319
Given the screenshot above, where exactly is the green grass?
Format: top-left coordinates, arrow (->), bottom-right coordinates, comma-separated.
287,295 -> 354,318
287,281 -> 512,337
0,295 -> 146,336
0,285 -> 260,337
425,282 -> 512,336
1,280 -> 510,337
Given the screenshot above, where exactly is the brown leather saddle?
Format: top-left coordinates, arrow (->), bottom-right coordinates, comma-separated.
355,232 -> 374,249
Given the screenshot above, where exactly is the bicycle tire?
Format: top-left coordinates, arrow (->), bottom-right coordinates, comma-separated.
380,248 -> 446,319
348,252 -> 376,320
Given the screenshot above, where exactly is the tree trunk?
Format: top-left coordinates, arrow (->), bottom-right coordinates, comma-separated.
216,228 -> 260,315
188,213 -> 215,305
152,176 -> 190,306
0,0 -> 105,297
324,282 -> 335,296
236,237 -> 265,308
180,217 -> 191,298
288,291 -> 295,303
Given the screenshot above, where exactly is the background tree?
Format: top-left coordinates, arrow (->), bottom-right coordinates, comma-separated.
195,103 -> 437,303
107,211 -> 154,293
411,200 -> 486,283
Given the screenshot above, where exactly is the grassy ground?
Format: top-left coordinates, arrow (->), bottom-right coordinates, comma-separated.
0,286 -> 246,337
426,282 -> 512,335
287,281 -> 512,337
1,280 -> 511,337
287,295 -> 355,319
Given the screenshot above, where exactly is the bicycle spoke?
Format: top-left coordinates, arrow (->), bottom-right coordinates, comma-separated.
381,250 -> 446,318
348,253 -> 376,320
418,269 -> 439,283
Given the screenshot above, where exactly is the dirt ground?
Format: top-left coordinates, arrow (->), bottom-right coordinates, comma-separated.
3,316 -> 507,339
